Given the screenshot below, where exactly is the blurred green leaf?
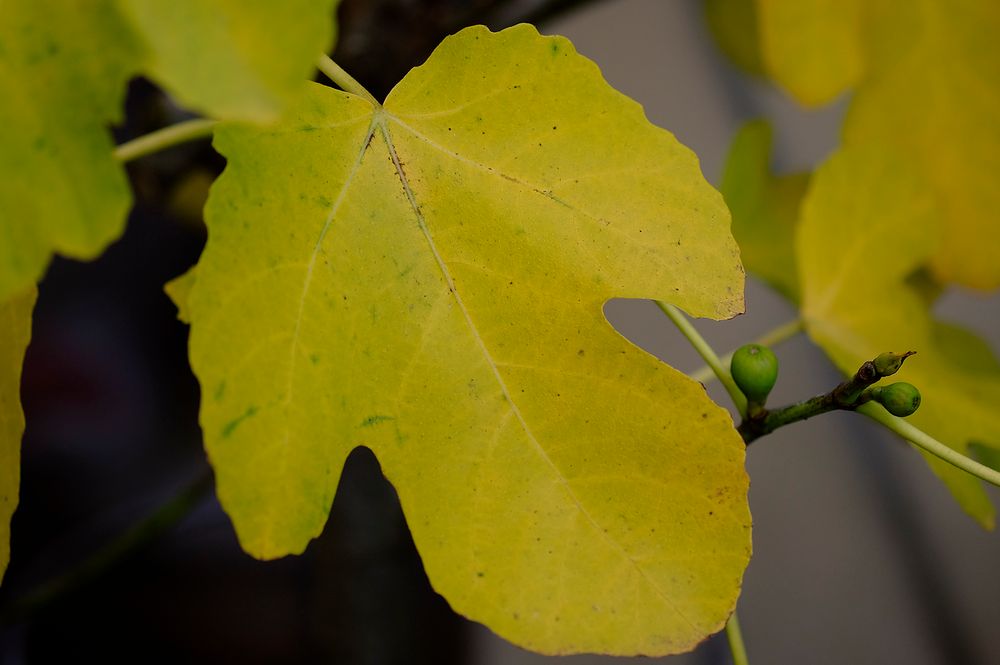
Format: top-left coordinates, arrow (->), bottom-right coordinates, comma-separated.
0,1 -> 141,300
704,0 -> 765,76
120,0 -> 341,121
721,120 -> 808,302
0,0 -> 340,300
755,0 -> 863,106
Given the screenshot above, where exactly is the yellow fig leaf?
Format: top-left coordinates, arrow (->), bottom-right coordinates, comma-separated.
721,120 -> 808,302
754,0 -> 864,107
799,147 -> 999,528
706,0 -> 863,104
186,25 -> 750,656
0,287 -> 36,584
842,0 -> 1000,289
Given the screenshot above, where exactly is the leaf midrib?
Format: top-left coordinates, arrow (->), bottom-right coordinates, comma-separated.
375,111 -> 696,630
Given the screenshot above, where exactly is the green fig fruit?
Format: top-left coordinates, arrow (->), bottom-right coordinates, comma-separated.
874,382 -> 921,417
730,344 -> 778,404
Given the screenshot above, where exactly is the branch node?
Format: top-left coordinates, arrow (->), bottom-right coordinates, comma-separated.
740,350 -> 920,444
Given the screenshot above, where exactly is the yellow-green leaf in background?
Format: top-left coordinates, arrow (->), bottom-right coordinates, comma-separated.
720,120 -> 808,302
799,146 -> 1000,529
754,0 -> 863,107
119,0 -> 341,121
704,0 -> 862,104
842,0 -> 1000,290
704,0 -> 765,76
969,442 -> 1000,473
716,0 -> 1000,289
0,287 -> 36,584
184,25 -> 750,656
0,0 -> 339,301
0,0 -> 141,301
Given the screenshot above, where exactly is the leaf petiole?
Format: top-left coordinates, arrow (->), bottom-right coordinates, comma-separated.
113,118 -> 217,163
656,301 -> 748,419
0,470 -> 212,625
860,404 -> 1000,489
690,318 -> 804,385
725,610 -> 750,665
316,54 -> 380,106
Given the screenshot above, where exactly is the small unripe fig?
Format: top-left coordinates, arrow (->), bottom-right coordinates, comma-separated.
873,351 -> 915,377
730,344 -> 778,403
873,382 -> 921,417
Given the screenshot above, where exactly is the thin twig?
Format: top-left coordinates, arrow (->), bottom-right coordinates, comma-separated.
860,405 -> 1000,488
0,470 -> 213,625
738,353 -> 906,443
316,54 -> 380,106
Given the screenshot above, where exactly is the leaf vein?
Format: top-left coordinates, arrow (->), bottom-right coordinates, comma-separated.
387,116 -> 648,248
256,112 -> 379,550
378,118 -> 696,631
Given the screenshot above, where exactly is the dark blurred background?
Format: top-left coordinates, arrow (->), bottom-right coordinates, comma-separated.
2,1 -> 999,664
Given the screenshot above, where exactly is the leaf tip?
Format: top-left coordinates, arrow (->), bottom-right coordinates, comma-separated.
164,266 -> 197,324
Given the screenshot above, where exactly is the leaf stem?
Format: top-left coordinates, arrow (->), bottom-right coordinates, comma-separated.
860,404 -> 1000,488
0,470 -> 213,625
113,118 -> 217,163
690,318 -> 804,385
317,54 -> 380,106
725,611 -> 750,665
656,301 -> 748,419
